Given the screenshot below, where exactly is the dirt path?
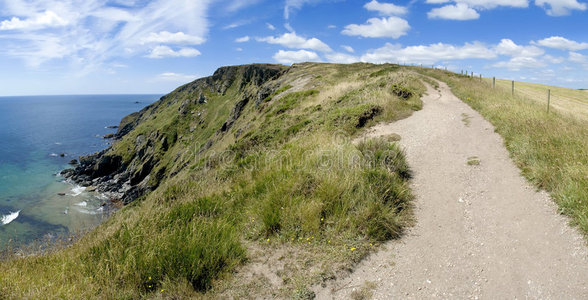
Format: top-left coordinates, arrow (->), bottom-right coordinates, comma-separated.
316,79 -> 588,299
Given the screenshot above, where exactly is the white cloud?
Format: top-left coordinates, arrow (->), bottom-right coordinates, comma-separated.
266,23 -> 276,30
495,39 -> 544,57
342,17 -> 410,39
284,0 -> 324,19
325,52 -> 360,64
360,42 -> 496,64
364,0 -> 408,16
225,0 -> 263,12
492,57 -> 546,70
327,24 -> 337,29
235,36 -> 250,43
257,32 -> 332,52
435,0 -> 529,9
141,31 -> 205,45
273,49 -> 321,64
533,36 -> 588,50
569,52 -> 588,69
0,0 -> 212,68
0,10 -> 68,30
341,45 -> 355,53
427,3 -> 480,20
156,72 -> 199,82
146,46 -> 201,58
535,0 -> 587,15
543,54 -> 565,64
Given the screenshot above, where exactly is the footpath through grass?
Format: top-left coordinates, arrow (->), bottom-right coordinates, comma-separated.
419,68 -> 588,235
0,63 -> 424,299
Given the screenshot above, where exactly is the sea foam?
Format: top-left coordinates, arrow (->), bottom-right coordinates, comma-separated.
1,210 -> 20,226
69,186 -> 86,197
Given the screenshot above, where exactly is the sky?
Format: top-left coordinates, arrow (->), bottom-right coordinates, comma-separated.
0,0 -> 587,96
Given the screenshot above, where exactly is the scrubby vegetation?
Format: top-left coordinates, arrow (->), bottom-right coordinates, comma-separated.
418,68 -> 588,236
0,63 -> 425,298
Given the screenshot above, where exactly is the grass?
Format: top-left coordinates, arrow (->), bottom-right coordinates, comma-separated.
0,63 -> 424,298
418,68 -> 588,235
491,78 -> 588,121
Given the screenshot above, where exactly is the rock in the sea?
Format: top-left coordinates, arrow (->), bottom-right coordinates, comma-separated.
57,192 -> 66,196
69,159 -> 79,165
86,186 -> 97,192
103,133 -> 115,139
59,153 -> 66,157
106,125 -> 118,129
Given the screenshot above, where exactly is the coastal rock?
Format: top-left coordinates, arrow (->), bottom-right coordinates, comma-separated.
103,133 -> 115,139
69,159 -> 79,165
60,64 -> 288,209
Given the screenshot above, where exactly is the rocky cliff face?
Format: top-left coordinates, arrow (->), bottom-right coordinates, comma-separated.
61,64 -> 286,204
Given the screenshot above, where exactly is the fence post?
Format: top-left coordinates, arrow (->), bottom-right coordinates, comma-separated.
547,89 -> 551,113
492,77 -> 496,89
479,74 -> 482,82
471,71 -> 474,78
512,81 -> 514,96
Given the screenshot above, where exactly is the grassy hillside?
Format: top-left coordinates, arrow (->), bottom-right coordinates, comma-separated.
0,63 -> 425,299
419,68 -> 588,237
491,78 -> 588,121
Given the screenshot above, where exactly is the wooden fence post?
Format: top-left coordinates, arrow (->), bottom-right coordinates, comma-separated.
479,74 -> 482,81
547,89 -> 551,113
512,81 -> 514,96
492,77 -> 495,89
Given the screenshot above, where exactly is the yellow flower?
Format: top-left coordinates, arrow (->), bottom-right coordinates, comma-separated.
148,276 -> 151,280
351,247 -> 356,251
266,238 -> 270,242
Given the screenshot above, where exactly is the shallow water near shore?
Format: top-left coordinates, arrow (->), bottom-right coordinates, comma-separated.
0,94 -> 160,249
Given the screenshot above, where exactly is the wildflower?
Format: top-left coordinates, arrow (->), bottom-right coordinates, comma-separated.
266,238 -> 270,242
148,276 -> 151,280
351,247 -> 356,251
161,289 -> 164,293
321,218 -> 324,221
306,237 -> 310,241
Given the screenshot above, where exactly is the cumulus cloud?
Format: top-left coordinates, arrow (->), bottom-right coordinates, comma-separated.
141,31 -> 205,45
273,49 -> 321,64
427,3 -> 480,20
146,46 -> 201,58
257,32 -> 332,52
235,36 -> 250,43
495,39 -> 544,57
0,10 -> 68,30
492,57 -> 546,70
342,17 -> 410,39
533,36 -> 588,50
364,0 -> 408,16
341,45 -> 355,53
325,52 -> 359,64
569,52 -> 588,69
426,0 -> 529,9
360,42 -> 496,64
535,0 -> 587,15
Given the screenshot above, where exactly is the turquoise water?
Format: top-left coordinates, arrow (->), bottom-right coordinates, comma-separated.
0,95 -> 160,248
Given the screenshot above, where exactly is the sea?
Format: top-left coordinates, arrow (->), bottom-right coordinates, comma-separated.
0,94 -> 161,249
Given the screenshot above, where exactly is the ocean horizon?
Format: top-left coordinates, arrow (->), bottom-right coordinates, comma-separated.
0,94 -> 161,248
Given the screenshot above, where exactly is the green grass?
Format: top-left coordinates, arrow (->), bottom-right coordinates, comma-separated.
0,63 -> 424,298
418,68 -> 588,235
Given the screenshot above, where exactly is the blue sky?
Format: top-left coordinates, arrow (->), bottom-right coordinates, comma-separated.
0,0 -> 587,96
